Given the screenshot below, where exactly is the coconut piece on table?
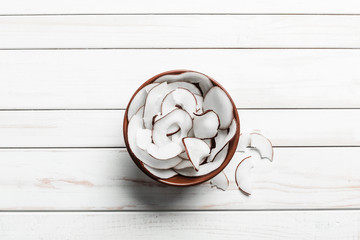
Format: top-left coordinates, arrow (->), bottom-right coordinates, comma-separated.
238,132 -> 251,152
249,133 -> 274,161
210,171 -> 229,191
235,156 -> 254,195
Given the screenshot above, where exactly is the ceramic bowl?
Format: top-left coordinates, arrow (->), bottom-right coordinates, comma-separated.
123,70 -> 240,186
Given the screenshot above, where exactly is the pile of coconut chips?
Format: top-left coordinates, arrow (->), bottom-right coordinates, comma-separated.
210,131 -> 274,195
126,72 -> 237,179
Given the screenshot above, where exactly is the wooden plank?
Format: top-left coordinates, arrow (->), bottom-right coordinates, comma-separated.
1,50 -> 359,109
0,110 -> 358,147
1,0 -> 360,14
0,15 -> 360,48
0,211 -> 359,239
0,110 -> 123,148
0,147 -> 359,210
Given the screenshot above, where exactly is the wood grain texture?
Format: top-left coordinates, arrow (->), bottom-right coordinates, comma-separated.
1,0 -> 360,14
0,110 -> 123,147
0,147 -> 359,210
0,15 -> 360,48
0,110 -> 358,147
0,211 -> 359,239
0,1 -> 359,238
1,50 -> 359,109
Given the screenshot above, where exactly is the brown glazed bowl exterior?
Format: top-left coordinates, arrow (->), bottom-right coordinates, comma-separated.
123,70 -> 240,186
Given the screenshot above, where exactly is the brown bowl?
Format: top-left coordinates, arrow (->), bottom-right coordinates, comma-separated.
123,70 -> 240,186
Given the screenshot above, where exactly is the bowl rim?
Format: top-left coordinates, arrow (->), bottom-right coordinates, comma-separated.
123,69 -> 240,186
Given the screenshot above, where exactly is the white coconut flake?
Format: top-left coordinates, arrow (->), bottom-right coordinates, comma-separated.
127,115 -> 182,169
136,129 -> 152,151
235,156 -> 254,195
161,88 -> 198,117
144,164 -> 178,179
143,82 -> 168,129
250,133 -> 274,161
210,171 -> 229,191
155,72 -> 213,95
147,142 -> 183,160
168,81 -> 201,95
183,137 -> 211,171
193,110 -> 220,139
238,132 -> 251,152
203,86 -> 234,129
173,159 -> 193,170
207,119 -> 237,162
174,144 -> 229,177
152,108 -> 192,147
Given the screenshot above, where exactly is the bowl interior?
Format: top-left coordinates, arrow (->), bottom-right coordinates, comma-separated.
123,70 -> 240,186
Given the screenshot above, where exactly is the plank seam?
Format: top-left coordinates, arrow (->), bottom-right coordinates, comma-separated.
1,208 -> 360,213
0,108 -> 358,111
1,13 -> 360,16
1,48 -> 360,50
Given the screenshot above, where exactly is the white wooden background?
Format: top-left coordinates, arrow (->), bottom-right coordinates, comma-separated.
0,1 -> 360,239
